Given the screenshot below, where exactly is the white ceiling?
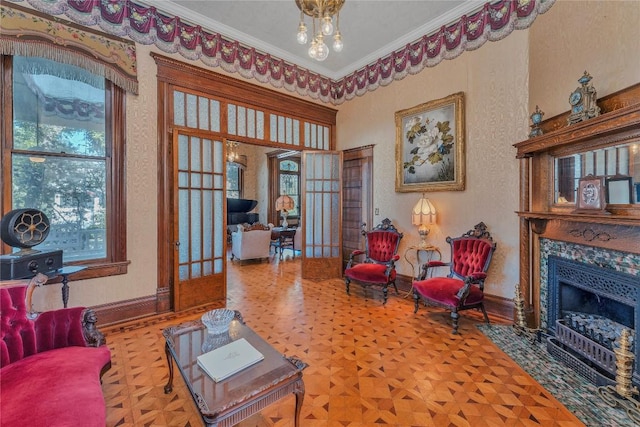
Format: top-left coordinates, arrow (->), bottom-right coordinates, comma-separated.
146,1 -> 486,80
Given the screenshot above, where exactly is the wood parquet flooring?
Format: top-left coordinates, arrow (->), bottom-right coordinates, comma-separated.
100,256 -> 584,426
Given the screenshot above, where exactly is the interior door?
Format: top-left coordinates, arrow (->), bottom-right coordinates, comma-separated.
173,130 -> 226,311
342,146 -> 373,268
301,151 -> 343,280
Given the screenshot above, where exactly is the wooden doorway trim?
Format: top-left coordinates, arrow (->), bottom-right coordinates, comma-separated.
153,54 -> 337,312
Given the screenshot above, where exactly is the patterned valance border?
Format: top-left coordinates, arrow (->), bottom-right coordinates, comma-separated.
7,0 -> 555,104
0,1 -> 138,94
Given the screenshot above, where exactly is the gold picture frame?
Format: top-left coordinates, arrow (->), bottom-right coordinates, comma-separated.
574,175 -> 608,212
395,92 -> 465,192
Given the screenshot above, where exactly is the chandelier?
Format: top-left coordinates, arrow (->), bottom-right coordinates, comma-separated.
226,141 -> 239,162
295,0 -> 345,62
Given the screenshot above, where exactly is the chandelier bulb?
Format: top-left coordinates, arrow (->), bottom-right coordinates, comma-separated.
316,41 -> 329,61
308,39 -> 318,59
297,22 -> 308,45
333,31 -> 343,52
321,15 -> 333,36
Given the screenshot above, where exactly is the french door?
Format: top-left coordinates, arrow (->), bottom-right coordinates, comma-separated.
173,129 -> 226,311
301,151 -> 343,280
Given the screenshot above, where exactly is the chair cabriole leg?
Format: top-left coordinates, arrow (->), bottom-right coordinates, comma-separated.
413,291 -> 420,314
451,309 -> 460,334
480,304 -> 490,325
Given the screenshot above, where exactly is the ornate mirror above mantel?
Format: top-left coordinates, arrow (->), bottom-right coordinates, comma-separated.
513,84 -> 640,328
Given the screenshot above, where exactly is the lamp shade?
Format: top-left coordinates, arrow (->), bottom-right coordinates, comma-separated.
412,196 -> 436,225
275,195 -> 295,212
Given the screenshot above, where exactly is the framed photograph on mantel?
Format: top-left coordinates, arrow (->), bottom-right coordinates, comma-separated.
574,175 -> 608,213
395,92 -> 465,192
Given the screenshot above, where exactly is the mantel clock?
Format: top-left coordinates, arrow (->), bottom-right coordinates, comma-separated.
567,71 -> 601,125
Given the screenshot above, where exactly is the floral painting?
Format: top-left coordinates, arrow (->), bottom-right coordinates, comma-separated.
395,92 -> 465,192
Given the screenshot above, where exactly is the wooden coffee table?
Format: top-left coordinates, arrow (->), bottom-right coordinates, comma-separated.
163,311 -> 307,426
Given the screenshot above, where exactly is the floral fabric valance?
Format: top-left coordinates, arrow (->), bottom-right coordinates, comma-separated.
0,1 -> 137,94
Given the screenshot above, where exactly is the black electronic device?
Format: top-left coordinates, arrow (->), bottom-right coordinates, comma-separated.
0,208 -> 63,280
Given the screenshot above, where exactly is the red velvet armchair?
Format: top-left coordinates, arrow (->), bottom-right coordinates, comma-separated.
344,218 -> 403,304
412,222 -> 496,334
0,274 -> 111,426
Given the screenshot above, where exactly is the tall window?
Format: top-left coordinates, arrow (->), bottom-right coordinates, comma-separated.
226,162 -> 244,199
2,55 -> 127,274
279,158 -> 300,218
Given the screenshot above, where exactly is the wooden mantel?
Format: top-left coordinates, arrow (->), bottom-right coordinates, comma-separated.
515,102 -> 640,159
513,85 -> 640,328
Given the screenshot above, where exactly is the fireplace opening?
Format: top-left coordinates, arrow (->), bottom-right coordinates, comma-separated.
546,256 -> 640,387
560,283 -> 635,350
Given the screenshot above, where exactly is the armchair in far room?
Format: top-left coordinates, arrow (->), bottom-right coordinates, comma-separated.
343,218 -> 403,304
412,222 -> 496,334
230,223 -> 272,263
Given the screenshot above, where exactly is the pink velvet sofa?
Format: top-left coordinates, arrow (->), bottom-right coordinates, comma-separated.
0,278 -> 111,426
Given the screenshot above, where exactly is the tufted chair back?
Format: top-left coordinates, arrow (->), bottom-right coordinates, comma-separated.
449,237 -> 495,282
366,230 -> 402,263
1,284 -> 88,368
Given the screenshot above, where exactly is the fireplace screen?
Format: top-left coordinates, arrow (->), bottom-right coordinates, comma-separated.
547,256 -> 640,386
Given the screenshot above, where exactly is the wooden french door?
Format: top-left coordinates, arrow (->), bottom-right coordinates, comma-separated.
342,146 -> 373,268
301,151 -> 343,280
173,129 -> 226,311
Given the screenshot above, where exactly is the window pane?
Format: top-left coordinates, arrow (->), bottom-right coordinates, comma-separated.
12,154 -> 107,261
11,56 -> 108,262
13,56 -> 105,156
226,162 -> 241,199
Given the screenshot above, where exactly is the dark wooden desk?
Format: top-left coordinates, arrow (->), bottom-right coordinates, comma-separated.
163,312 -> 307,426
270,227 -> 297,260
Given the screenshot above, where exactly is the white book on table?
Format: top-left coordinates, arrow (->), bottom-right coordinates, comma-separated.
197,338 -> 264,382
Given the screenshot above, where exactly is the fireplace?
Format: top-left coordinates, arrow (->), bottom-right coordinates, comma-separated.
542,247 -> 640,387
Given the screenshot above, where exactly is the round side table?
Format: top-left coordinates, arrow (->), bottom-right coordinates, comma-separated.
403,244 -> 441,297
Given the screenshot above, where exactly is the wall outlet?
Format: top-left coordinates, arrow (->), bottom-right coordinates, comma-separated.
375,208 -> 379,215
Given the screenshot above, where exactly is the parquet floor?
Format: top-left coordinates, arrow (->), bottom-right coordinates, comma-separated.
100,255 -> 585,426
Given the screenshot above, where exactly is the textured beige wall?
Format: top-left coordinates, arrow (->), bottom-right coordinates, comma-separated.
529,0 -> 640,117
32,1 -> 639,310
34,44 -> 160,310
336,31 -> 529,298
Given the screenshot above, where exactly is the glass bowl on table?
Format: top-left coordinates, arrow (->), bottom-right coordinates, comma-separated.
201,308 -> 235,335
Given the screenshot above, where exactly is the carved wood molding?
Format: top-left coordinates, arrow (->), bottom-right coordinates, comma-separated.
539,220 -> 639,255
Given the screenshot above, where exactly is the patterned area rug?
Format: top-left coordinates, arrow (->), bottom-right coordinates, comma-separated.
477,324 -> 634,426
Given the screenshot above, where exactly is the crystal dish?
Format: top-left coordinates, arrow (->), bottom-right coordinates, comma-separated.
201,309 -> 235,335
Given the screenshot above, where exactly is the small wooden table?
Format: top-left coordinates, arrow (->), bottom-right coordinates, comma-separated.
54,266 -> 86,308
163,311 -> 307,426
270,227 -> 297,260
403,244 -> 441,297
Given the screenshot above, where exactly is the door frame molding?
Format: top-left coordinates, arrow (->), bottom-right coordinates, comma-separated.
342,145 -> 374,266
